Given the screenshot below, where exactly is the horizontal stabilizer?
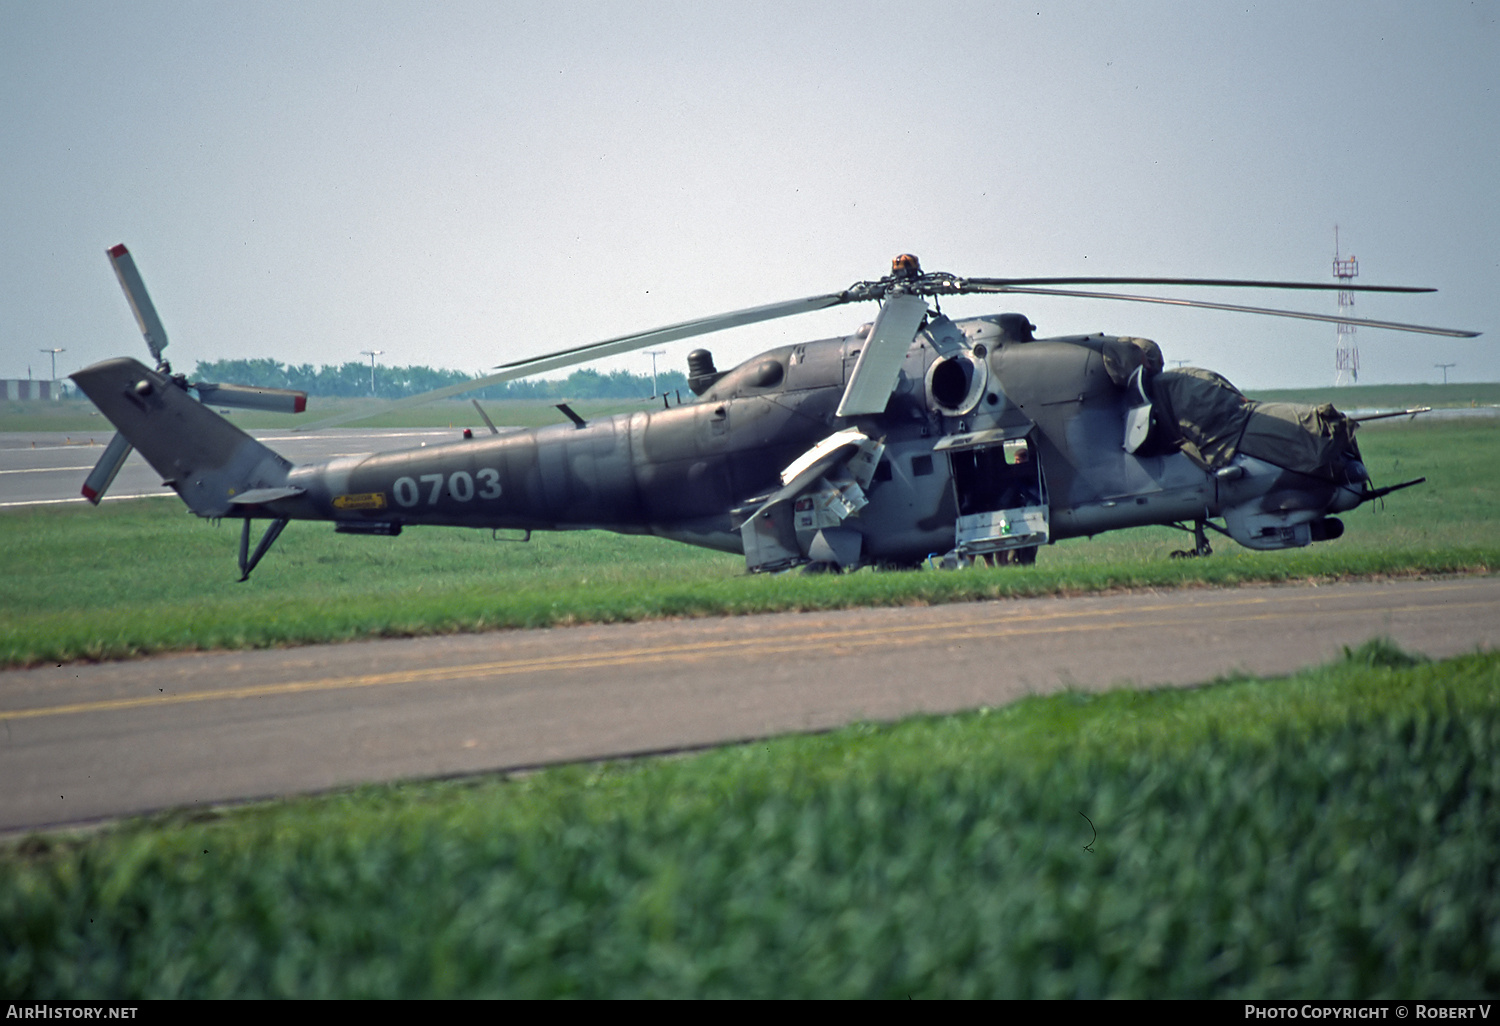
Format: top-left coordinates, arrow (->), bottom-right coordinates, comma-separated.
228,486 -> 306,505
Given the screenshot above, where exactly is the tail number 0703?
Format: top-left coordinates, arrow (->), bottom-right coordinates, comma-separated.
392,469 -> 502,507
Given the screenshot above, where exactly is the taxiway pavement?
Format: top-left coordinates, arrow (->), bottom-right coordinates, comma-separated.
2,575 -> 1496,835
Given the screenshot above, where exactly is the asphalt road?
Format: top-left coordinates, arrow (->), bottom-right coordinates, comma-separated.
2,575 -> 1496,835
0,428 -> 470,507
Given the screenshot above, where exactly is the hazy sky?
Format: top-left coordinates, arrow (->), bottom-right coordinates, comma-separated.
2,1 -> 1495,391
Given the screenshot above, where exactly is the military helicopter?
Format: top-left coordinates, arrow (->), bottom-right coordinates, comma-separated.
71,246 -> 1479,580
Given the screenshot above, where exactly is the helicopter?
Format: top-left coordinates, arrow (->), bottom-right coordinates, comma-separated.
71,246 -> 1479,580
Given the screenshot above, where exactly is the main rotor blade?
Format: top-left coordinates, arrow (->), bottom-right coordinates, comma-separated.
836,292 -> 929,417
963,284 -> 1480,338
106,244 -> 169,363
492,291 -> 853,373
295,291 -> 852,430
965,276 -> 1436,294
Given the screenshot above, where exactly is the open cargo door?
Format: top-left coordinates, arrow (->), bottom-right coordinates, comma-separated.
934,424 -> 1048,557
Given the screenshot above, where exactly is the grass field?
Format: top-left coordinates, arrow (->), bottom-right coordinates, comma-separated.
3,640 -> 1496,998
2,416 -> 1497,668
1248,381 -> 1500,410
2,403 -> 1497,998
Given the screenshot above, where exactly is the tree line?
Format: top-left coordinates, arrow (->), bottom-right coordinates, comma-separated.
191,358 -> 690,401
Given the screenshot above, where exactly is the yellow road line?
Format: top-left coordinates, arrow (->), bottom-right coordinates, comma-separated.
5,587 -> 1493,723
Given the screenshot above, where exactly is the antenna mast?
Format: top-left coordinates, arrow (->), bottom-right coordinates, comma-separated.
1333,225 -> 1359,385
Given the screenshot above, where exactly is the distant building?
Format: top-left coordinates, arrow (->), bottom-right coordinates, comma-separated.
2,379 -> 61,400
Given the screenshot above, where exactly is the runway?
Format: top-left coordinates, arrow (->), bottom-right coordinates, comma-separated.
2,575 -> 1496,835
0,428 -> 471,507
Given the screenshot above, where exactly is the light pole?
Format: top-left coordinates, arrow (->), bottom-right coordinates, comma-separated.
40,348 -> 65,380
644,349 -> 665,397
40,348 -> 65,397
1435,363 -> 1455,385
360,350 -> 384,397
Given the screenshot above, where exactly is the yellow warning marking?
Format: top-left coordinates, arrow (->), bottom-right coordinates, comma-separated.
333,492 -> 387,510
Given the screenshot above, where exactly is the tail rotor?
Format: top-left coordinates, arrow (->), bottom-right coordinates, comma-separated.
81,245 -> 309,503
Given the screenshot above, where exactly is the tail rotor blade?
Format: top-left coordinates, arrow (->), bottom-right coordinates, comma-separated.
81,432 -> 134,504
106,244 -> 170,363
193,381 -> 308,414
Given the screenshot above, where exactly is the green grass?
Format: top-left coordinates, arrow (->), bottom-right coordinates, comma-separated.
4,640 -> 1497,998
1247,381 -> 1500,410
3,417 -> 1497,668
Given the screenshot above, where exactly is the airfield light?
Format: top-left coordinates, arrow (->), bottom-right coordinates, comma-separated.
645,349 -> 665,397
40,347 -> 65,381
360,349 -> 385,397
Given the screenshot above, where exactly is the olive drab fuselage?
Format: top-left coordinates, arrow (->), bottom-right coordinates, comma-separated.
256,313 -> 1368,567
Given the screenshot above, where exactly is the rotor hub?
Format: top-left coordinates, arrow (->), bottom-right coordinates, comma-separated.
891,253 -> 923,280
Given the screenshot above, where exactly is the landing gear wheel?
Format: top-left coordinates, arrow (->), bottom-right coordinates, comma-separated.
978,546 -> 1037,567
930,551 -> 974,571
1169,520 -> 1214,559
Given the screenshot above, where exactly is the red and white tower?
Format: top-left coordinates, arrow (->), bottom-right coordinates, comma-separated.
1333,226 -> 1359,385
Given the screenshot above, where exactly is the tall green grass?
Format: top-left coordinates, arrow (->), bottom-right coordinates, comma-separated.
4,641 -> 1496,998
2,418 -> 1496,667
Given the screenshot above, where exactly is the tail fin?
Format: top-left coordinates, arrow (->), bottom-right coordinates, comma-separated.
70,357 -> 296,517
